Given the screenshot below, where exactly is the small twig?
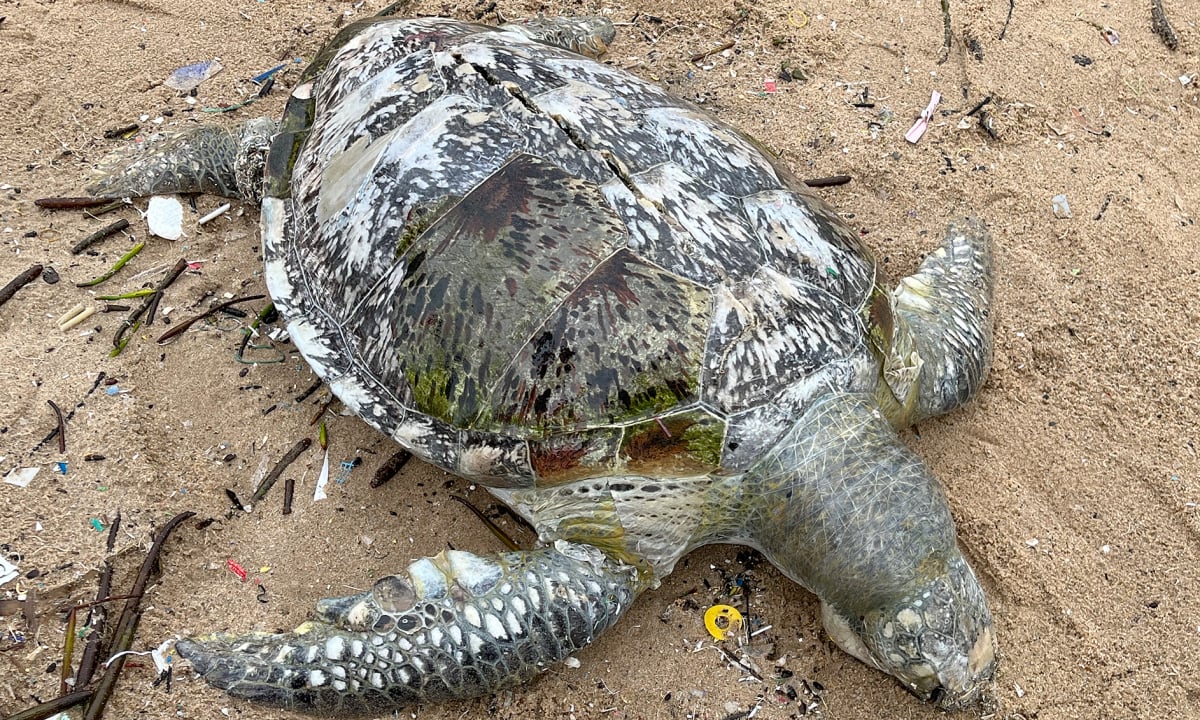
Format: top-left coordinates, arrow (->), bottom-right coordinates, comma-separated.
690,39 -> 734,63
75,242 -> 145,288
0,264 -> 44,309
108,321 -> 139,357
294,379 -> 323,403
75,560 -> 113,688
0,689 -> 93,720
309,396 -> 335,425
449,495 -> 521,551
32,373 -> 106,453
803,175 -> 852,188
937,0 -> 953,64
145,258 -> 188,326
155,294 -> 267,344
965,95 -> 993,117
34,196 -> 111,209
370,449 -> 413,488
82,511 -> 195,720
282,477 -> 295,515
47,400 -> 66,453
250,438 -> 313,504
105,511 -> 122,553
1151,0 -> 1178,50
999,0 -> 1015,39
71,220 -> 129,255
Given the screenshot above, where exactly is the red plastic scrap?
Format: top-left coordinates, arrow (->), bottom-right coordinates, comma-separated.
226,558 -> 248,581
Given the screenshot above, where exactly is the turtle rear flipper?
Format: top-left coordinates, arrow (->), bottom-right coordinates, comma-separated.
886,219 -> 994,422
86,118 -> 275,203
177,542 -> 640,713
500,17 -> 616,57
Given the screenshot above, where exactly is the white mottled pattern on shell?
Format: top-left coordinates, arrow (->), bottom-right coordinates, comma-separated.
262,18 -> 876,493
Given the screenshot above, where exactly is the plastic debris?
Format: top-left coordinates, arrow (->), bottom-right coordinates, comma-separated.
3,466 -> 39,487
89,518 -> 106,532
563,656 -> 582,669
146,196 -> 184,240
198,202 -> 232,226
56,461 -> 68,475
335,460 -> 355,485
1052,194 -> 1072,219
251,63 -> 287,84
226,559 -> 248,581
905,91 -> 941,143
704,603 -> 744,641
1101,26 -> 1119,45
314,449 -> 331,501
165,59 -> 224,92
0,557 -> 18,585
763,78 -> 778,93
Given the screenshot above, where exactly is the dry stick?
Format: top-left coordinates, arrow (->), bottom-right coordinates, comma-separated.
0,689 -> 93,720
144,258 -> 188,326
999,0 -> 1015,39
47,400 -> 66,453
71,220 -> 129,255
82,510 -> 195,720
371,449 -> 413,488
0,264 -> 44,309
251,438 -> 313,504
75,560 -> 113,688
155,294 -> 266,344
690,39 -> 734,63
32,373 -> 106,453
34,197 -> 111,209
803,175 -> 852,188
1151,0 -> 1178,50
937,0 -> 953,64
449,495 -> 521,551
282,477 -> 295,515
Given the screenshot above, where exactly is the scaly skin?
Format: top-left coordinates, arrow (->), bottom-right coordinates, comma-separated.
74,14 -> 998,713
87,118 -> 275,203
177,542 -> 640,714
737,392 -> 995,707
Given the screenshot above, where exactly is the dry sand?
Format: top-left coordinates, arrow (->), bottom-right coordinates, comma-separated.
2,1 -> 1199,718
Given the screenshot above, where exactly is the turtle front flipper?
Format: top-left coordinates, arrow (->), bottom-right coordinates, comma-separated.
884,219 -> 995,422
86,118 -> 276,203
176,542 -> 640,713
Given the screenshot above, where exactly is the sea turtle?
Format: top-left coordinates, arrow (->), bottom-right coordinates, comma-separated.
79,9 -> 998,714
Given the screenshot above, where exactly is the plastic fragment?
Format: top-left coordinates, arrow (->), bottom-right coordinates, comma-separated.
3,466 -> 39,487
905,91 -> 941,143
56,461 -> 68,475
314,449 -> 331,501
251,63 -> 287,84
198,203 -> 232,226
1052,194 -> 1072,219
89,518 -> 105,532
165,60 -> 224,92
704,604 -> 744,641
226,559 -> 248,581
0,557 -> 18,585
146,196 -> 184,240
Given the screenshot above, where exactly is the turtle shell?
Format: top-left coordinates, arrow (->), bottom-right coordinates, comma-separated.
262,18 -> 880,488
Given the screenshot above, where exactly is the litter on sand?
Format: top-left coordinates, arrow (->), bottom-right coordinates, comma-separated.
145,196 -> 184,240
165,59 -> 224,92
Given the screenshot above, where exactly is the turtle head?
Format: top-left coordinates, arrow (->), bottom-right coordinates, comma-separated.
820,553 -> 996,708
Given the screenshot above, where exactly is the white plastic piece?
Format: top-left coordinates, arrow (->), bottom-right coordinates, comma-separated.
146,196 -> 184,240
314,449 -> 331,501
3,466 -> 39,488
